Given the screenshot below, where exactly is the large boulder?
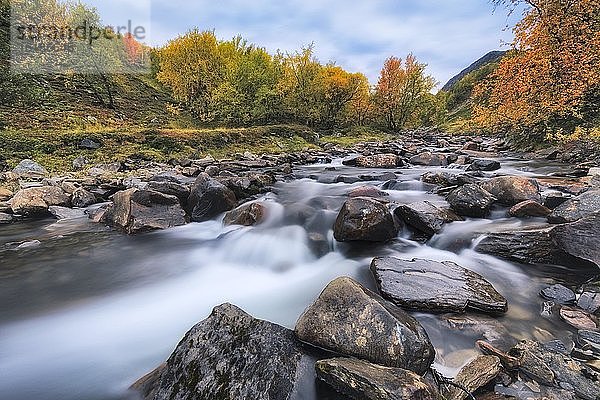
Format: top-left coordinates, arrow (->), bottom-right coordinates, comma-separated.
295,277 -> 435,374
223,202 -> 267,226
509,200 -> 551,218
421,171 -> 477,187
371,257 -> 507,315
480,176 -> 541,205
409,152 -> 448,166
446,184 -> 496,218
476,213 -> 600,268
10,186 -> 70,215
108,188 -> 186,234
186,173 -> 237,222
547,190 -> 600,223
316,358 -> 441,400
132,304 -> 318,400
147,180 -> 190,204
12,159 -> 48,178
394,201 -> 462,237
333,197 -> 398,242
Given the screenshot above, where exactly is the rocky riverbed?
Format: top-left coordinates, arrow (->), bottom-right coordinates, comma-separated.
1,133 -> 599,400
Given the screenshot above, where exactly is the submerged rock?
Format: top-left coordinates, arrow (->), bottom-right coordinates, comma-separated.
223,202 -> 266,226
295,277 -> 435,374
108,188 -> 186,234
446,184 -> 496,218
480,176 -> 541,205
316,358 -> 440,400
186,173 -> 237,222
10,186 -> 70,215
394,201 -> 462,237
371,257 -> 507,315
547,190 -> 600,223
132,304 -> 318,400
333,197 -> 398,242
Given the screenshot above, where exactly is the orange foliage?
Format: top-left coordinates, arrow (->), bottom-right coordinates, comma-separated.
123,33 -> 144,65
474,0 -> 600,138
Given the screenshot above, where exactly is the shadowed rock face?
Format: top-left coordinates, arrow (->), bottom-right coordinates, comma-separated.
295,277 -> 435,374
480,176 -> 541,205
476,213 -> 600,268
333,197 -> 398,242
446,184 -> 496,218
370,257 -> 507,315
394,201 -> 462,237
186,173 -> 237,222
316,358 -> 441,400
132,304 -> 318,400
547,190 -> 600,223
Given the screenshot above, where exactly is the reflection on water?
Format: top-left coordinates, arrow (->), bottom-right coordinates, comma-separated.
0,157 -> 596,400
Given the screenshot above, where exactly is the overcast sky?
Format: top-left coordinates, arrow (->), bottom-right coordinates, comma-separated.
89,0 -> 523,87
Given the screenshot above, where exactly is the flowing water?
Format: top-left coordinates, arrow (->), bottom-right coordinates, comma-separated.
0,156 -> 597,400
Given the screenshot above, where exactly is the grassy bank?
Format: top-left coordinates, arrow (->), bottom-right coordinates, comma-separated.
0,125 -> 392,173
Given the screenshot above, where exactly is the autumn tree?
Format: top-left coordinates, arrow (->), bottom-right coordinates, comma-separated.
374,54 -> 436,130
474,0 -> 600,141
317,65 -> 367,126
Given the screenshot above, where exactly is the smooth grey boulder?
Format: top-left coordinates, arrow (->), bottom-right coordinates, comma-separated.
480,176 -> 541,205
186,173 -> 237,222
476,214 -> 600,268
132,304 -> 318,400
333,197 -> 398,242
446,184 -> 496,218
295,277 -> 435,374
394,201 -> 462,237
316,358 -> 441,400
108,188 -> 186,234
10,186 -> 70,215
547,190 -> 600,223
370,257 -> 507,315
12,159 -> 47,178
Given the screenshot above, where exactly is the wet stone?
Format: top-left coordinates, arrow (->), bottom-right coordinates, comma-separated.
540,284 -> 576,305
393,201 -> 462,237
578,291 -> 600,315
442,355 -> 501,400
559,306 -> 599,331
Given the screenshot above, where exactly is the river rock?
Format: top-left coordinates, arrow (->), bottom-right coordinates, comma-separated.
223,202 -> 266,226
394,201 -> 462,237
132,304 -> 318,400
446,184 -> 496,218
467,159 -> 501,172
509,200 -> 551,218
48,206 -> 85,220
333,197 -> 398,242
147,180 -> 190,204
12,159 -> 48,178
348,186 -> 388,198
510,340 -> 600,400
315,358 -> 440,400
547,190 -> 600,223
577,330 -> 600,357
353,154 -> 402,168
71,187 -> 97,208
295,277 -> 435,374
578,292 -> 600,315
480,176 -> 541,205
186,173 -> 237,222
442,315 -> 515,350
108,188 -> 186,234
0,187 -> 13,201
421,171 -> 477,187
559,306 -> 598,331
371,257 -> 507,315
409,152 -> 448,166
10,186 -> 70,215
540,284 -> 576,305
477,214 -> 600,268
442,355 -> 501,400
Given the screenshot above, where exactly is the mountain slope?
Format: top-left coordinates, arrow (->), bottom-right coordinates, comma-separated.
442,50 -> 506,92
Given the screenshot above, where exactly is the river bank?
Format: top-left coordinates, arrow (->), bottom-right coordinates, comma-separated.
1,132 -> 599,400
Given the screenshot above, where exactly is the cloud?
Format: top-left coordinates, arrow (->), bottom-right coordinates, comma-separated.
97,0 -> 522,85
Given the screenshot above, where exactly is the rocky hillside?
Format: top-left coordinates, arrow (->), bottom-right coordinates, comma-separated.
442,50 -> 506,92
